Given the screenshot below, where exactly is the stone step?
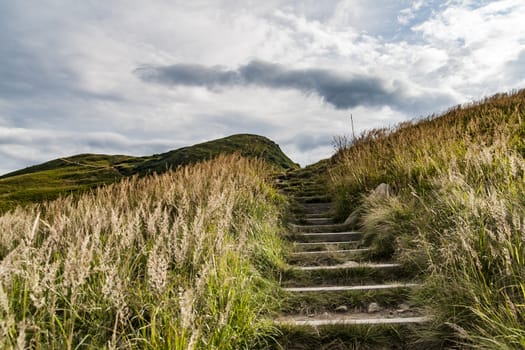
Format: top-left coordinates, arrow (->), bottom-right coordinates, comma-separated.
301,202 -> 334,214
281,283 -> 420,315
288,231 -> 362,243
303,212 -> 334,219
274,318 -> 431,349
293,195 -> 332,203
291,248 -> 370,256
281,263 -> 408,287
280,183 -> 325,190
276,314 -> 430,327
277,180 -> 318,188
290,223 -> 351,233
300,217 -> 334,225
288,248 -> 370,266
291,241 -> 359,252
283,283 -> 419,292
280,188 -> 325,196
295,262 -> 399,271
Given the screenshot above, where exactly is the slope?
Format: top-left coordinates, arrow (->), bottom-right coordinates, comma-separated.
0,134 -> 298,212
328,89 -> 525,347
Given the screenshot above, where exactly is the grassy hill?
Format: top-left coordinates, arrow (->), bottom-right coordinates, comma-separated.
0,134 -> 297,212
328,89 -> 525,347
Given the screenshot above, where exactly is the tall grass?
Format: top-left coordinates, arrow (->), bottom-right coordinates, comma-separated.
0,154 -> 285,349
329,90 -> 525,347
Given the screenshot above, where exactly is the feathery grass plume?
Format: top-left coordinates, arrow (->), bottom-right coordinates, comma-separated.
329,90 -> 525,347
0,154 -> 286,349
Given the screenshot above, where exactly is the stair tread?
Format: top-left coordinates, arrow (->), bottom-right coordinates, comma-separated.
283,283 -> 419,292
290,223 -> 352,232
303,214 -> 334,219
301,218 -> 334,223
291,248 -> 369,255
298,231 -> 360,235
290,231 -> 362,242
276,314 -> 430,326
292,262 -> 400,271
293,241 -> 359,245
301,202 -> 334,206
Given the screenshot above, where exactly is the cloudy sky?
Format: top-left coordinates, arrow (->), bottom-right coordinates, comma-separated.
1,0 -> 525,174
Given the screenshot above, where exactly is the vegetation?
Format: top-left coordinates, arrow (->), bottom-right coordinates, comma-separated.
5,86 -> 525,348
0,134 -> 297,213
0,154 -> 286,349
329,89 -> 525,348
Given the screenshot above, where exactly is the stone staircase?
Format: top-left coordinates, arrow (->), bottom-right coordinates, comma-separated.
273,172 -> 430,349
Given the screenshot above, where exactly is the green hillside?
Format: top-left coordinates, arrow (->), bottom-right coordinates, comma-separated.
132,133 -> 298,175
0,134 -> 297,212
328,89 -> 525,347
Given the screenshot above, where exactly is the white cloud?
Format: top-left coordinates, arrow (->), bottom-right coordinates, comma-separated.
0,0 -> 524,174
398,0 -> 424,25
412,0 -> 525,96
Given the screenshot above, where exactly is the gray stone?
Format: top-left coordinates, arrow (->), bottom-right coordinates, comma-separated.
335,305 -> 348,313
343,206 -> 362,225
396,303 -> 410,313
374,183 -> 391,197
368,302 -> 382,313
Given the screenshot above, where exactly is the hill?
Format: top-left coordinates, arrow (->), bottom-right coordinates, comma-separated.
0,134 -> 298,212
328,89 -> 525,347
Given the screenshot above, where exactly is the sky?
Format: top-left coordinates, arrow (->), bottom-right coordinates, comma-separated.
1,0 -> 525,174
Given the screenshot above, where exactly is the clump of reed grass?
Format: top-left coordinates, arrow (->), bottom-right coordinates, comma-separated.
0,154 -> 286,349
329,90 -> 525,347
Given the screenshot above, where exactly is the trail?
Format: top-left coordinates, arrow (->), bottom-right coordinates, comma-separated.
272,169 -> 430,350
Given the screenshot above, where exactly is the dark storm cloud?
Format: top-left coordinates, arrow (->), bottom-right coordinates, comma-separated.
136,60 -> 453,113
136,60 -> 398,109
136,64 -> 241,87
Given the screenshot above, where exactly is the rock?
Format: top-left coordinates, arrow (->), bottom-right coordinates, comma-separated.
343,183 -> 391,225
396,303 -> 410,313
398,303 -> 410,311
373,183 -> 391,197
335,305 -> 348,313
368,302 -> 382,313
343,206 -> 362,226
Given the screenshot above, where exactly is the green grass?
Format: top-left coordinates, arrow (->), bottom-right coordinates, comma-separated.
0,154 -> 287,349
285,250 -> 368,266
329,89 -> 525,347
273,324 -> 435,350
280,265 -> 414,288
0,134 -> 298,213
280,287 -> 417,315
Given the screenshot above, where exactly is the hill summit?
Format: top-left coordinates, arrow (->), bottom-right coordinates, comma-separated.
0,133 -> 298,212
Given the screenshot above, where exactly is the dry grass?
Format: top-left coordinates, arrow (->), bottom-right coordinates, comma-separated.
329,90 -> 525,348
0,154 -> 286,349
